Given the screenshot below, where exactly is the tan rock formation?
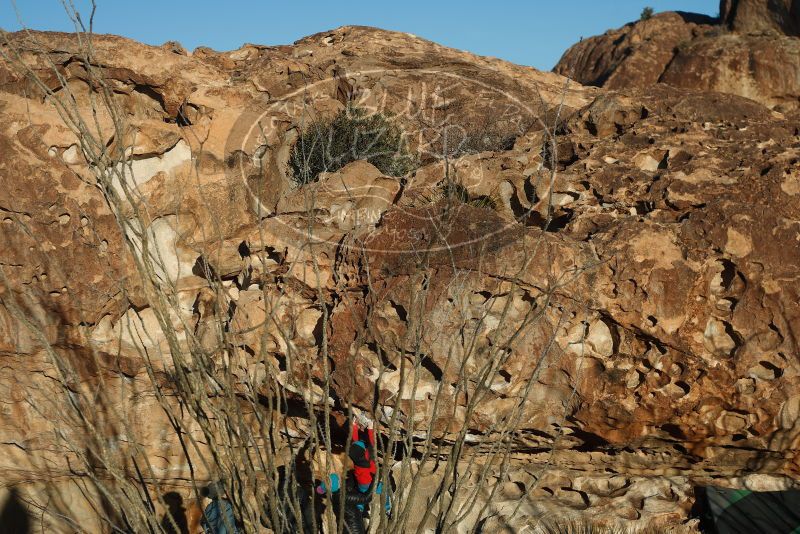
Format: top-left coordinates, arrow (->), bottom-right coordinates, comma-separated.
554,1 -> 800,111
0,24 -> 799,532
720,0 -> 800,36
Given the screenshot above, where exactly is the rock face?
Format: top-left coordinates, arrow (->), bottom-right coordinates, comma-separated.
720,0 -> 800,35
554,1 -> 800,111
1,25 -> 799,532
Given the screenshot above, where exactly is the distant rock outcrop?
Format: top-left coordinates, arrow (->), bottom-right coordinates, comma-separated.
720,0 -> 800,36
554,0 -> 800,111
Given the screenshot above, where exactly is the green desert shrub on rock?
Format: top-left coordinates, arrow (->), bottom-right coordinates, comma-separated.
446,124 -> 521,158
440,180 -> 498,210
289,105 -> 417,185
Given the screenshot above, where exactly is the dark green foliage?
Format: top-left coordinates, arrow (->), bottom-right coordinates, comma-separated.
426,115 -> 531,161
640,6 -> 654,20
441,181 -> 471,204
439,181 -> 498,210
467,195 -> 498,210
449,128 -> 520,158
289,105 -> 416,185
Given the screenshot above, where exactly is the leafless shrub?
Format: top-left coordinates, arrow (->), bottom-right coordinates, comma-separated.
0,3 -> 599,533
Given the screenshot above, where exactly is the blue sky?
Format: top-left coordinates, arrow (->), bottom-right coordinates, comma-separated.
2,1 -> 719,70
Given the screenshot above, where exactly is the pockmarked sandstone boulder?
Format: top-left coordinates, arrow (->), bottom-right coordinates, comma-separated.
0,24 -> 799,532
720,0 -> 800,36
555,0 -> 800,111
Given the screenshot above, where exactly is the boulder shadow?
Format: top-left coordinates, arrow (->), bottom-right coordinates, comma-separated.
0,489 -> 31,534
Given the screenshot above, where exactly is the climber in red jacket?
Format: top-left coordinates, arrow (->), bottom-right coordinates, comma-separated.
349,411 -> 376,492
